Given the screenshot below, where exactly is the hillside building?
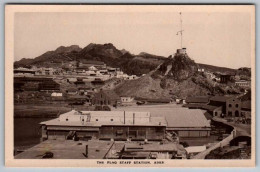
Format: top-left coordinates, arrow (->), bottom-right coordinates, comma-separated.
35,67 -> 55,76
121,96 -> 134,103
74,78 -> 85,86
14,67 -> 36,76
78,87 -> 93,96
91,78 -> 105,85
235,80 -> 251,88
88,66 -> 98,71
125,75 -> 138,80
51,92 -> 63,97
66,88 -> 78,95
197,68 -> 205,72
212,73 -> 235,83
80,60 -> 106,68
176,48 -> 187,55
38,81 -> 60,92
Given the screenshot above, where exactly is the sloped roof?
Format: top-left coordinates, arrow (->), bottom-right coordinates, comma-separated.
183,104 -> 220,112
210,96 -> 234,102
155,108 -> 211,128
203,112 -> 213,120
186,96 -> 210,103
41,110 -> 167,127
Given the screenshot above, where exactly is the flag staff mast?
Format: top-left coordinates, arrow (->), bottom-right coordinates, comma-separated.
176,12 -> 184,49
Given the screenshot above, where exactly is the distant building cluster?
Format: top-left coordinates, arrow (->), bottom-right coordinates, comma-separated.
13,60 -> 141,104
14,60 -> 139,81
200,69 -> 251,87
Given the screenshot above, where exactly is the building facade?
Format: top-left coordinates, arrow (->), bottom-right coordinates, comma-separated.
235,80 -> 251,88
226,97 -> 242,117
40,110 -> 167,141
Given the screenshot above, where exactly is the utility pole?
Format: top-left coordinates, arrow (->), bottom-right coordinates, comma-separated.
176,12 -> 184,49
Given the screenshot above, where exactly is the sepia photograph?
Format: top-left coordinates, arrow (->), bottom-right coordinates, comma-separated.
5,5 -> 255,167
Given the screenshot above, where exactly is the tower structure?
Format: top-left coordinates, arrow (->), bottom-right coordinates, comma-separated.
176,12 -> 184,49
176,12 -> 186,55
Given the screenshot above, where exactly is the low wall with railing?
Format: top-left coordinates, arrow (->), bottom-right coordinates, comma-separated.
192,120 -> 236,159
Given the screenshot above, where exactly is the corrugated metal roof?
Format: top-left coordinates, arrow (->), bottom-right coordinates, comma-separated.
210,96 -> 234,102
167,127 -> 211,131
183,103 -> 220,111
47,126 -> 99,131
154,108 -> 211,128
186,96 -> 210,103
41,110 -> 167,127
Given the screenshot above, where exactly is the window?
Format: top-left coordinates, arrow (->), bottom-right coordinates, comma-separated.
215,112 -> 218,116
236,104 -> 239,108
96,119 -> 98,121
228,111 -> 232,116
235,111 -> 239,117
116,130 -> 123,135
229,104 -> 232,108
111,119 -> 113,121
66,118 -> 69,121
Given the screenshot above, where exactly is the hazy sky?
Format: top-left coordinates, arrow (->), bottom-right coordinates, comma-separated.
14,12 -> 252,68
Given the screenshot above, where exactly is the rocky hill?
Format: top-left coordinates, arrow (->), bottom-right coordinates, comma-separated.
14,43 -> 164,76
14,43 -> 247,99
152,53 -> 198,81
114,53 -> 241,99
14,45 -> 82,68
14,42 -> 246,78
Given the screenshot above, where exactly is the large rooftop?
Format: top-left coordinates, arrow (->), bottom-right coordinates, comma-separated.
40,110 -> 167,127
155,108 -> 211,128
209,96 -> 235,102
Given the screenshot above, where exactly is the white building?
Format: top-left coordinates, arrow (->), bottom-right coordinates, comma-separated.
235,80 -> 251,87
198,68 -> 204,72
121,97 -> 135,103
51,92 -> 63,97
126,75 -> 138,80
89,66 -> 98,71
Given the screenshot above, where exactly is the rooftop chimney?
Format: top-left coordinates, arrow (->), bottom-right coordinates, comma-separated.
124,111 -> 125,124
133,113 -> 135,125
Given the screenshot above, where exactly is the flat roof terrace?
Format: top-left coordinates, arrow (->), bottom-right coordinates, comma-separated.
40,110 -> 167,127
15,140 -> 113,159
114,105 -> 211,129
